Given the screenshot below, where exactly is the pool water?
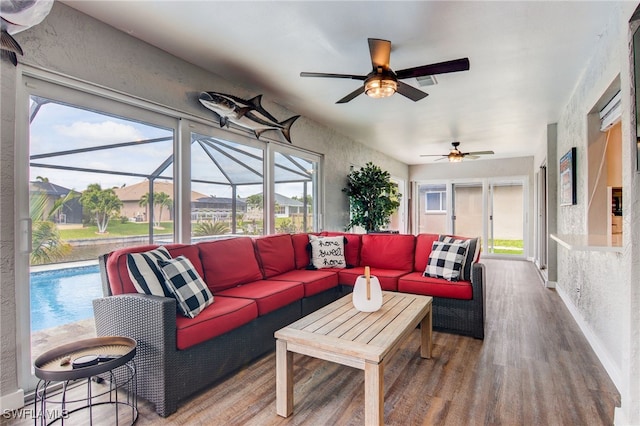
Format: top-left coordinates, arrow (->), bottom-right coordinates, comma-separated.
30,265 -> 103,332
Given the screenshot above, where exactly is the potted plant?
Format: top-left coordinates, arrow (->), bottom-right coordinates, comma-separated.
342,162 -> 401,232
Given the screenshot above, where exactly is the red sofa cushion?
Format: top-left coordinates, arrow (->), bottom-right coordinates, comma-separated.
254,234 -> 296,278
291,233 -> 320,269
214,280 -> 304,316
268,269 -> 339,297
175,296 -> 258,350
338,266 -> 409,291
360,234 -> 415,271
414,234 -> 441,272
198,238 -> 263,292
105,243 -> 203,296
322,232 -> 361,266
398,272 -> 473,300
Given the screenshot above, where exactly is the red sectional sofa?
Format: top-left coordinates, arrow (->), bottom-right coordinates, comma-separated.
95,232 -> 485,417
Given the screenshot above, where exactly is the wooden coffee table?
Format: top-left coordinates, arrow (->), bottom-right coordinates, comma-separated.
275,291 -> 432,425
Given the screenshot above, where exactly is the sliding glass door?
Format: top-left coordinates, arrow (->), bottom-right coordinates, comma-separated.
488,181 -> 524,255
452,182 -> 483,238
415,178 -> 526,258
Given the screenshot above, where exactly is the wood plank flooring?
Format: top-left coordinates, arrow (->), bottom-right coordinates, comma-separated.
9,259 -> 620,425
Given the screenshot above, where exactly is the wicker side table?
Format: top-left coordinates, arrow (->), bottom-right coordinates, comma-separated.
33,336 -> 137,425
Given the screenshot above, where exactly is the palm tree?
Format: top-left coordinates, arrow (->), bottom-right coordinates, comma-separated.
154,192 -> 172,228
139,191 -> 173,228
29,191 -> 74,265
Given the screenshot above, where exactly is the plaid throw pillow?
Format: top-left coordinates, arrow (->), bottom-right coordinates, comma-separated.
424,241 -> 469,282
126,246 -> 172,297
158,256 -> 214,318
439,235 -> 480,281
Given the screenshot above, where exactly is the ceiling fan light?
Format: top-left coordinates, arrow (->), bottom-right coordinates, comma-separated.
448,154 -> 463,163
365,77 -> 397,98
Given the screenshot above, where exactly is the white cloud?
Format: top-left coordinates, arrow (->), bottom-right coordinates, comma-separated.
54,121 -> 144,143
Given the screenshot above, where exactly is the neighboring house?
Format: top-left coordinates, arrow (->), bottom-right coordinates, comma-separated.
246,193 -> 310,218
29,181 -> 82,224
114,180 -> 207,222
191,196 -> 247,221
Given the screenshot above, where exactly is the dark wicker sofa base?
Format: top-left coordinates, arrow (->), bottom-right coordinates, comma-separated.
93,287 -> 343,417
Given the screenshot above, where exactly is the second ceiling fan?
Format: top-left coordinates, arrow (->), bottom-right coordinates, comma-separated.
421,142 -> 494,162
300,38 -> 470,103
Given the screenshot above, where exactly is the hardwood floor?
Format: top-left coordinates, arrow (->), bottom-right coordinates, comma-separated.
9,259 -> 620,425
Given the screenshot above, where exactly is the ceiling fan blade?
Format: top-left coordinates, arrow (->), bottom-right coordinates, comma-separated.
435,157 -> 449,162
368,38 -> 391,70
465,150 -> 495,156
420,154 -> 447,157
465,155 -> 480,160
396,58 -> 470,80
300,72 -> 367,80
336,86 -> 365,104
396,81 -> 429,102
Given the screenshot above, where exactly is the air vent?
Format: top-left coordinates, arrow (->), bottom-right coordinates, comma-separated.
416,75 -> 438,87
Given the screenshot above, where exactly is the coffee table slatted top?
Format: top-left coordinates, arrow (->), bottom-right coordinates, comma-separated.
275,291 -> 432,364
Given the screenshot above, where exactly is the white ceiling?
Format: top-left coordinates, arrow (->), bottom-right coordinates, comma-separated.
63,1 -> 628,165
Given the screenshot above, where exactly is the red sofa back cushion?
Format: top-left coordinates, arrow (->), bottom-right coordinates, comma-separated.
254,234 -> 296,278
360,234 -> 415,271
105,243 -> 203,296
291,233 -> 313,269
198,237 -> 263,292
414,234 -> 441,272
321,232 -> 361,266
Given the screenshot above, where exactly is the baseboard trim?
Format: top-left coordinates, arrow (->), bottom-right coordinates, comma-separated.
545,280 -> 556,289
556,286 -> 622,393
0,389 -> 25,412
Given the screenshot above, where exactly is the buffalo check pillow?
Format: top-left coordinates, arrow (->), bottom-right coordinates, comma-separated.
126,246 -> 173,297
439,235 -> 480,281
424,240 -> 469,282
157,256 -> 214,318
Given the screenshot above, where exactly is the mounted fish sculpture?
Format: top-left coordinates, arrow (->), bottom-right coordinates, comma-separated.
1,0 -> 53,66
199,91 -> 300,143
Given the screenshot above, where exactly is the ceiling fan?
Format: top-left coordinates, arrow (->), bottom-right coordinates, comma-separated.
300,38 -> 470,104
420,142 -> 494,163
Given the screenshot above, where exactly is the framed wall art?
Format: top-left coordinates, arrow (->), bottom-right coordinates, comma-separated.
560,147 -> 577,206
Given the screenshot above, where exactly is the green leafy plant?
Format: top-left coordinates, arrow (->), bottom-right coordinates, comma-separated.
342,162 -> 401,232
29,191 -> 75,265
193,220 -> 230,236
79,183 -> 123,234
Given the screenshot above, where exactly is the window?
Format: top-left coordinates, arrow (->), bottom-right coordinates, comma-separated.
17,73 -> 323,394
425,187 -> 446,212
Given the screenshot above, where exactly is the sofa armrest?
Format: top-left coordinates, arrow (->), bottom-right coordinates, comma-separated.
93,293 -> 177,352
93,293 -> 179,416
470,262 -> 486,338
471,262 -> 485,302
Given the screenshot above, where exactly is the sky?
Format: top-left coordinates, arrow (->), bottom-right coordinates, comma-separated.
29,98 -> 313,200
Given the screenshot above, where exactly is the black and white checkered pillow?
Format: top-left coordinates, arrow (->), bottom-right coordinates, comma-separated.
126,246 -> 173,296
439,235 -> 480,281
424,241 -> 469,282
157,256 -> 214,318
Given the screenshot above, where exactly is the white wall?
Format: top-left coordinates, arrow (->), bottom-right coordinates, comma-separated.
0,2 -> 408,408
552,3 -> 640,424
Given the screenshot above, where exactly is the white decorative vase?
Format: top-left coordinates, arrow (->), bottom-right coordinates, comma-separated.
352,266 -> 383,312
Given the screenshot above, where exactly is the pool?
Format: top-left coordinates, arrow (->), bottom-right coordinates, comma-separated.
30,265 -> 103,332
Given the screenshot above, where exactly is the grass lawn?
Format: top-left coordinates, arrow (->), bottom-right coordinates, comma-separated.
490,239 -> 523,254
59,222 -> 173,239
